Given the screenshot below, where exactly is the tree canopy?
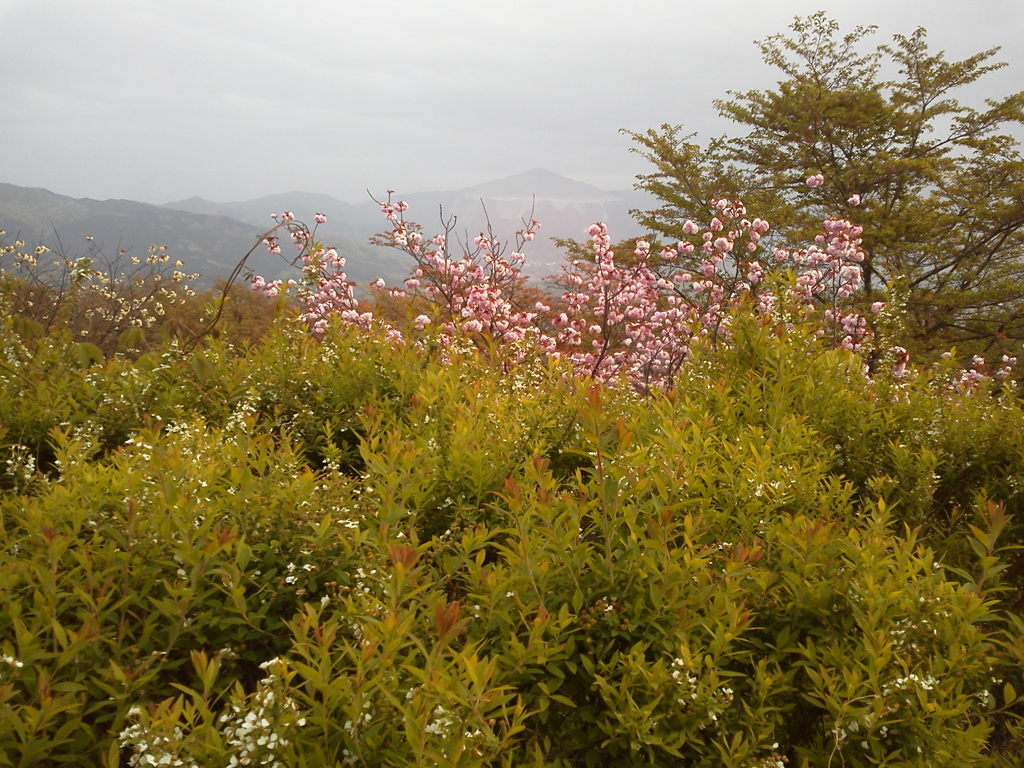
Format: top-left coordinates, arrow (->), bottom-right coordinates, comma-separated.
627,12 -> 1024,359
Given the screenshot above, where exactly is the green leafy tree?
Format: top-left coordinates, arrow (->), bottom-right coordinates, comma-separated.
627,12 -> 1024,359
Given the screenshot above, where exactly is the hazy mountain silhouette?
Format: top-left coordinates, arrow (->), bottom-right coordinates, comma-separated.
0,183 -> 408,288
164,191 -> 364,233
163,169 -> 656,276
1,170 -> 653,296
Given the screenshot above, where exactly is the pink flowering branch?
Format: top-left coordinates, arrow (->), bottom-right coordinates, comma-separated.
772,215 -> 869,351
550,223 -> 696,389
368,193 -> 543,351
249,190 -> 875,390
250,212 -> 393,339
244,175 -> 1024,392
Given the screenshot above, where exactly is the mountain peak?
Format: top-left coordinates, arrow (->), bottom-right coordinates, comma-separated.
462,169 -> 618,202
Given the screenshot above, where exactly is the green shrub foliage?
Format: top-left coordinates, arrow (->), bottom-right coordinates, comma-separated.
1,311 -> 1023,766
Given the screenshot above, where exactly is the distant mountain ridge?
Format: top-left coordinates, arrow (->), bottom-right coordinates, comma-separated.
1,170 -> 652,290
454,168 -> 626,202
0,183 -> 407,288
162,169 -> 654,275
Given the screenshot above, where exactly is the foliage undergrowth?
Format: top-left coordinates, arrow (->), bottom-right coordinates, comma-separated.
2,309 -> 1023,767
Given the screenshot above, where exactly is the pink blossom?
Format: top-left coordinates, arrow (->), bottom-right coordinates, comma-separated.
806,174 -> 825,188
314,212 -> 328,224
847,194 -> 861,206
266,189 -> 880,393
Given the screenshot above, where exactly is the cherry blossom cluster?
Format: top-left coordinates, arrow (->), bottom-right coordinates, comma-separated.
249,179 -> 1017,391
947,352 -> 1019,392
250,193 -> 875,389
771,216 -> 869,350
551,223 -> 700,388
542,196 -> 799,388
372,196 -> 542,351
252,212 -> 378,337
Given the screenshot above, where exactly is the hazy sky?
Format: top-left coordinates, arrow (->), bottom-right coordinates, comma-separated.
2,0 -> 1022,204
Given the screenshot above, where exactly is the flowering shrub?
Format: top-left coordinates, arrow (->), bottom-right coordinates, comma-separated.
2,177 -> 1023,766
0,230 -> 200,355
369,196 -> 543,345
0,313 -> 1022,765
249,181 -> 885,393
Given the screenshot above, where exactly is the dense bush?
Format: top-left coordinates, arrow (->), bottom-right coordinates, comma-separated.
2,308 -> 1023,766
3,179 -> 1023,765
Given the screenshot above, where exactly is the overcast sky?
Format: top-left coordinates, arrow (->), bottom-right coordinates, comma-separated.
2,0 -> 1022,205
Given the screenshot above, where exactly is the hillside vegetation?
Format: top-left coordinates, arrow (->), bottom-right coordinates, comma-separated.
2,280 -> 1023,765
3,13 -> 1024,758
